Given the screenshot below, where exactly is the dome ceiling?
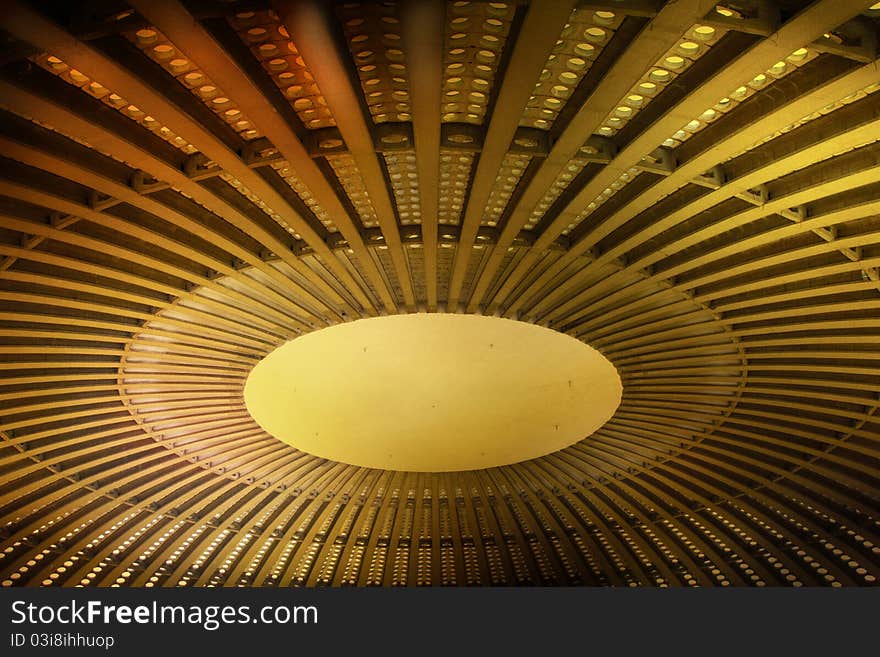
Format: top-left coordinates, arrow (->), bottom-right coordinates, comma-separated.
0,0 -> 879,587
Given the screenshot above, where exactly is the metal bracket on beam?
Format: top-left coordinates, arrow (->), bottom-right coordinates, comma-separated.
87,188 -> 115,210
291,240 -> 312,256
327,234 -> 349,250
578,135 -> 617,163
740,184 -> 770,205
241,137 -> 284,167
400,226 -> 422,243
812,17 -> 878,63
549,237 -> 568,252
509,127 -> 550,156
512,231 -> 535,248
638,146 -> 676,174
699,1 -> 780,37
129,169 -> 165,194
782,204 -> 808,222
475,226 -> 498,246
183,152 -> 218,179
438,225 -> 461,244
363,226 -> 387,245
695,164 -> 726,189
812,226 -> 837,242
374,121 -> 415,152
441,122 -> 485,152
307,127 -> 347,156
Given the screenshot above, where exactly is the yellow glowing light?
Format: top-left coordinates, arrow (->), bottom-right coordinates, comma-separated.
244,314 -> 622,471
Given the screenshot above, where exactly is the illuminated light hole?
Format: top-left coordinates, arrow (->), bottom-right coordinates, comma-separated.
649,69 -> 671,83
584,27 -> 606,43
787,47 -> 809,62
574,43 -> 595,58
626,94 -> 644,107
769,61 -> 786,75
693,25 -> 716,41
245,314 -> 622,472
593,11 -> 615,25
566,57 -> 587,72
679,41 -> 700,55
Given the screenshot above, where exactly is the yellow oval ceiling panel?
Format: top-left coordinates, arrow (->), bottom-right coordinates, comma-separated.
245,314 -> 621,471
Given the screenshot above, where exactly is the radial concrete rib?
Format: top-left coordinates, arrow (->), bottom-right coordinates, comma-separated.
1,0 -> 376,316
401,0 -> 444,310
445,0 -> 579,309
274,0 -> 417,311
128,0 -> 398,315
0,134 -> 330,327
464,0 -> 720,313
0,174 -> 317,333
473,0 -> 868,314
0,79 -> 350,320
531,61 -> 880,322
556,163 -> 880,330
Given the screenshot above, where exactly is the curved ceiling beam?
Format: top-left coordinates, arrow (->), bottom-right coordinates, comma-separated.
274,0 -> 417,311
401,0 -> 444,310
0,79 -> 355,321
1,0 -> 376,316
446,0 -> 579,308
516,55 -> 880,320
464,0 -> 721,312
127,0 -> 400,315
0,135 -> 331,326
476,0 -> 872,314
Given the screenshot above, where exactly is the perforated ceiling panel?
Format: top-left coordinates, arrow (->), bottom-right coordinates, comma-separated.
1,0 -> 879,588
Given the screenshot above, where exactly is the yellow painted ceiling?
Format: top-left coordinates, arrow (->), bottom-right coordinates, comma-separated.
0,0 -> 879,588
245,314 -> 621,471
